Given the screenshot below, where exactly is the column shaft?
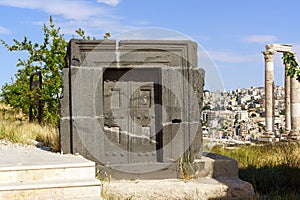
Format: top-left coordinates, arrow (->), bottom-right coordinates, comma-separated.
263,51 -> 275,136
284,65 -> 291,133
289,75 -> 300,139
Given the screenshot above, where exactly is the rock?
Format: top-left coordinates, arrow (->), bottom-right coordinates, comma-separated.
102,178 -> 256,200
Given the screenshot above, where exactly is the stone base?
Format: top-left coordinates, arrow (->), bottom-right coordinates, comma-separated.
97,160 -> 207,180
280,132 -> 289,140
97,162 -> 183,180
102,177 -> 255,200
287,130 -> 300,140
97,153 -> 239,180
287,135 -> 300,140
100,153 -> 256,199
259,135 -> 276,143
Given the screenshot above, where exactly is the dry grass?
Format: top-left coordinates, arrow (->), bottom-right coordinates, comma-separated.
0,103 -> 27,121
0,103 -> 59,152
211,142 -> 300,168
211,142 -> 300,199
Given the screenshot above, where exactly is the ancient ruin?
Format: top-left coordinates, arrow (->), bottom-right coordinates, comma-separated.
60,39 -> 204,178
262,44 -> 300,141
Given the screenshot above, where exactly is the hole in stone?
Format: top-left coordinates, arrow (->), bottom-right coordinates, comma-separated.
172,119 -> 182,123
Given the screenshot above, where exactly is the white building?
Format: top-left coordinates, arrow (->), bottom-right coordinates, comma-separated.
235,110 -> 248,121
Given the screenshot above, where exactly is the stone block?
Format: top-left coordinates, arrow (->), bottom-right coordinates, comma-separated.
72,117 -> 104,163
60,118 -> 71,154
65,39 -> 116,67
61,40 -> 204,179
119,40 -> 198,68
70,67 -> 103,117
60,68 -> 70,118
205,153 -> 239,178
188,122 -> 203,160
189,68 -> 205,122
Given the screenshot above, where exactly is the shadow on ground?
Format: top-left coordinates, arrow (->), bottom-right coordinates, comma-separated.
239,164 -> 300,199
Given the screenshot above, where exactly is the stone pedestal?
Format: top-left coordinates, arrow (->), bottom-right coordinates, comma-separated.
101,153 -> 256,200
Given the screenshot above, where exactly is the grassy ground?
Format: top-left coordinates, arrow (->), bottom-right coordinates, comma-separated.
0,103 -> 59,152
211,142 -> 300,200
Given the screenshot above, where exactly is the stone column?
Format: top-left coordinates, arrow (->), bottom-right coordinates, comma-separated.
284,64 -> 291,135
288,72 -> 300,140
262,50 -> 275,141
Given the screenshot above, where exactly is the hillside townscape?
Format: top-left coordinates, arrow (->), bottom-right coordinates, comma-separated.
202,86 -> 285,141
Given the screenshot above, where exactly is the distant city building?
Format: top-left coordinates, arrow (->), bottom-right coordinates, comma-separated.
202,85 -> 286,140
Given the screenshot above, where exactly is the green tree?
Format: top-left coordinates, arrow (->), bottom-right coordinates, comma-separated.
0,17 -> 89,124
283,52 -> 300,81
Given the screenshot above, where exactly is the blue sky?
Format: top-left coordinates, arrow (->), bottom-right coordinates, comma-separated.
0,0 -> 300,91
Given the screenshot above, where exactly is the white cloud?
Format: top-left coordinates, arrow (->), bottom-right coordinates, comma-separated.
0,26 -> 10,34
59,18 -> 136,37
97,0 -> 121,6
0,0 -> 137,36
242,35 -> 278,44
0,0 -> 107,20
204,50 -> 261,63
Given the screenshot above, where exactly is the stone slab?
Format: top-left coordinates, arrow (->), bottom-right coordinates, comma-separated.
97,153 -> 240,180
0,144 -> 102,200
97,162 -> 181,180
0,178 -> 101,200
102,177 -> 255,200
265,43 -> 293,53
0,146 -> 95,171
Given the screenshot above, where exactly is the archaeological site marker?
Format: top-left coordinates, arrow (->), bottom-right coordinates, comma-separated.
60,39 -> 204,178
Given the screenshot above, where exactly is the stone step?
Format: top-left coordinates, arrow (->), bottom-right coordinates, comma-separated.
0,151 -> 96,184
0,147 -> 101,199
102,178 -> 255,200
0,178 -> 101,200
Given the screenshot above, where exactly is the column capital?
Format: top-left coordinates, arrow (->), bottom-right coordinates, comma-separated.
262,50 -> 275,62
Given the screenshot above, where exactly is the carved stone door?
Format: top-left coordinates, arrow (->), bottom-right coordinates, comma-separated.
103,79 -> 130,164
103,69 -> 160,165
130,82 -> 157,163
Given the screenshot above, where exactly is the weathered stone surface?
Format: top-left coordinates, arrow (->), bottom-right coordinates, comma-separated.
101,154 -> 256,200
65,39 -> 116,67
0,144 -> 102,200
263,50 -> 275,136
61,39 -> 204,179
289,75 -> 300,139
118,40 -> 198,68
265,43 -> 292,53
60,68 -> 70,118
59,118 -> 71,154
204,153 -> 239,178
102,178 -> 255,200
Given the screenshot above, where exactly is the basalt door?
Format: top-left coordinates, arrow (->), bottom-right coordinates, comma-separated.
103,69 -> 161,164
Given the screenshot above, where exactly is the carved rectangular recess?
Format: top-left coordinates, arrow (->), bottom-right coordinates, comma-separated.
139,89 -> 151,108
142,126 -> 151,143
111,126 -> 121,143
111,89 -> 121,108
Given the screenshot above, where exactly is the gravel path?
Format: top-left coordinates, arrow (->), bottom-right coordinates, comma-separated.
0,139 -> 51,151
0,139 -> 36,150
0,139 -> 96,169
